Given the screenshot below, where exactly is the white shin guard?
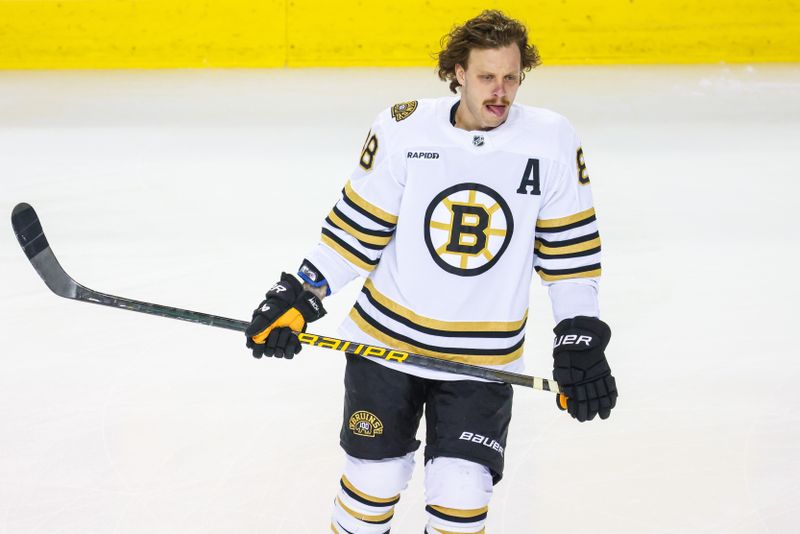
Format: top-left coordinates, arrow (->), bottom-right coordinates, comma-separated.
424,457 -> 493,534
331,452 -> 415,533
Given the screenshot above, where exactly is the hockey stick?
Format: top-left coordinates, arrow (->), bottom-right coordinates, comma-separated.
11,202 -> 563,396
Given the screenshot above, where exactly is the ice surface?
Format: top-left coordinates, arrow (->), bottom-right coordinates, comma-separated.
1,64 -> 799,533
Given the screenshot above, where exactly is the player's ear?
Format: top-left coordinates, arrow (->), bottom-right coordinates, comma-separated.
455,63 -> 466,85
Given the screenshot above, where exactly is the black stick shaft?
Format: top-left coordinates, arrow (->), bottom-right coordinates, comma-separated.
72,284 -> 551,390
10,202 -> 561,393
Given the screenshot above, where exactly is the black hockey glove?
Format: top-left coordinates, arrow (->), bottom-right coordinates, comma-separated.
552,316 -> 617,422
245,273 -> 326,359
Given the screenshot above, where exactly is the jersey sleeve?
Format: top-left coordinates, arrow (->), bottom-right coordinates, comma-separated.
302,112 -> 405,294
533,125 -> 602,319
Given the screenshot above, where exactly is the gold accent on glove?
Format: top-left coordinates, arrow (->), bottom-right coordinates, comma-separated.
250,308 -> 306,344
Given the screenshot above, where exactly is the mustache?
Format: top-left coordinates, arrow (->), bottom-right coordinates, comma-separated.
483,99 -> 511,106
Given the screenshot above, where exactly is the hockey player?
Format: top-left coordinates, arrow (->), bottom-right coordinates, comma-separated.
245,10 -> 617,533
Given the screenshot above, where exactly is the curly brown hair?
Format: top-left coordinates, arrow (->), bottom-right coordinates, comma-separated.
437,10 -> 541,94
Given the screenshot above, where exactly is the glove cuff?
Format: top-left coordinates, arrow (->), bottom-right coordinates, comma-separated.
265,272 -> 304,303
294,291 -> 327,323
553,316 -> 611,353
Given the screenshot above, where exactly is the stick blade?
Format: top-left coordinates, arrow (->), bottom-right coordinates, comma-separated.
11,202 -> 78,298
12,202 -> 48,259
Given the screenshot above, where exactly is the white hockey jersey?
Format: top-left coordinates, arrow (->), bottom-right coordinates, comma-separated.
304,96 -> 601,380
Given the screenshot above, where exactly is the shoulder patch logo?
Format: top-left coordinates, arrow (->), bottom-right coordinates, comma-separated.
391,100 -> 418,122
349,410 -> 384,438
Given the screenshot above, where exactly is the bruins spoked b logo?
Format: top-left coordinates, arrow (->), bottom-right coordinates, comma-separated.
424,183 -> 513,276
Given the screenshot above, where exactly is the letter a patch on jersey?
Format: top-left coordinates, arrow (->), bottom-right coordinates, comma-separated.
424,183 -> 514,276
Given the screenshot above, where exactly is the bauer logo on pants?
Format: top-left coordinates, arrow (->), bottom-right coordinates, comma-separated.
459,431 -> 505,456
424,183 -> 514,277
349,411 -> 384,438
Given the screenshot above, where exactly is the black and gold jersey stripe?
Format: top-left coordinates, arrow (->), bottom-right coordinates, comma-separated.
535,207 -> 596,234
321,228 -> 380,272
361,280 -> 526,338
342,181 -> 398,229
326,206 -> 394,251
534,262 -> 602,281
350,303 -> 524,365
320,181 -> 398,273
535,231 -> 601,259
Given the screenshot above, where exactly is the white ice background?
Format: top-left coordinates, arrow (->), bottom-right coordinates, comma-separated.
1,64 -> 799,533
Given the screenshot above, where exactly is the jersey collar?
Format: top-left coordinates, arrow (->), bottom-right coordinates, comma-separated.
441,97 -> 519,150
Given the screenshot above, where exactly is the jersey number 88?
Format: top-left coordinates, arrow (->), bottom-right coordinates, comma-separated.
360,132 -> 379,171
